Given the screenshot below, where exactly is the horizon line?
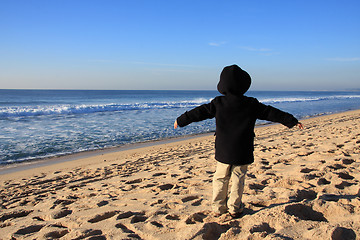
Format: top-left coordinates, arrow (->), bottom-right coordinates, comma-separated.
1,88 -> 359,92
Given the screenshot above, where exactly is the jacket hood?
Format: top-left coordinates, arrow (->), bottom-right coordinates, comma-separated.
217,65 -> 251,96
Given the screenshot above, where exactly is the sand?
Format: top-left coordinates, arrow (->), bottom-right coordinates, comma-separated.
0,110 -> 359,240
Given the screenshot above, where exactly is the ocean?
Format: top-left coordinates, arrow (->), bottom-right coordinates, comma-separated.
1,89 -> 360,165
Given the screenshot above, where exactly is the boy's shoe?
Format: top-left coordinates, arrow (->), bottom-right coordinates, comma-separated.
229,203 -> 245,219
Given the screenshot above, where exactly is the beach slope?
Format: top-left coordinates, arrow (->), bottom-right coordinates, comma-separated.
1,110 -> 360,239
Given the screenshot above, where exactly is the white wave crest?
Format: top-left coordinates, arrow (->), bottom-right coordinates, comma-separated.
0,98 -> 212,118
260,95 -> 360,104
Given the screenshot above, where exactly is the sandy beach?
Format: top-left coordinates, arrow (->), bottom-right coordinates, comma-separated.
1,110 -> 359,240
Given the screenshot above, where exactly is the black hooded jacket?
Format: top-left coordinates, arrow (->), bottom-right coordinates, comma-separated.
176,65 -> 299,165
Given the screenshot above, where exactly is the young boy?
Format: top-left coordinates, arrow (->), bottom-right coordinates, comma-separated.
174,65 -> 303,218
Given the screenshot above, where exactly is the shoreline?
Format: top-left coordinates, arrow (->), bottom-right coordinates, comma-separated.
0,132 -> 214,175
1,108 -> 359,175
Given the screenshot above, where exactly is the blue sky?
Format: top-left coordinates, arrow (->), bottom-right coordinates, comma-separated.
0,0 -> 359,90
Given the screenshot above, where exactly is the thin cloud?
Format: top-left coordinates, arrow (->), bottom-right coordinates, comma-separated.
325,57 -> 360,62
148,68 -> 195,73
239,46 -> 272,52
87,59 -> 114,63
130,61 -> 200,68
209,41 -> 227,47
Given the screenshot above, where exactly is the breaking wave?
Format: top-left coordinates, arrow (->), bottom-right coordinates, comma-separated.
0,98 -> 212,118
259,95 -> 360,104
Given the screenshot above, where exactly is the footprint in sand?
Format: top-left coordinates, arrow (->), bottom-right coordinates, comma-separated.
0,209 -> 33,222
181,195 -> 199,203
88,211 -> 118,223
158,183 -> 174,190
342,159 -> 355,165
250,201 -> 268,208
51,209 -> 72,219
185,212 -> 207,224
115,223 -> 142,239
319,194 -> 340,202
117,211 -> 145,220
335,181 -> 354,189
97,200 -> 109,207
284,203 -> 327,222
249,222 -> 276,234
125,178 -> 143,184
342,151 -> 351,157
298,151 -> 314,157
72,229 -> 104,240
50,199 -> 75,209
13,225 -> 44,236
337,172 -> 355,180
191,199 -> 203,206
130,215 -> 148,223
152,172 -> 167,177
165,214 -> 180,220
300,168 -> 316,173
303,173 -> 319,180
178,176 -> 192,181
331,226 -> 357,240
150,221 -> 164,228
115,223 -> 134,233
317,178 -> 331,185
291,189 -> 317,201
117,211 -> 135,220
328,164 -> 346,170
44,229 -> 69,239
248,183 -> 266,190
138,182 -> 156,189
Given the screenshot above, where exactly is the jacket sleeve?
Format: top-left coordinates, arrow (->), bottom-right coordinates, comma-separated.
176,101 -> 216,127
256,103 -> 298,128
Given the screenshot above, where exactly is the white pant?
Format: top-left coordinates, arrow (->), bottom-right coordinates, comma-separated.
212,161 -> 248,214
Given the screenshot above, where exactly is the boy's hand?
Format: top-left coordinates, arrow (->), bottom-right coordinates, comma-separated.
297,122 -> 304,129
174,120 -> 178,129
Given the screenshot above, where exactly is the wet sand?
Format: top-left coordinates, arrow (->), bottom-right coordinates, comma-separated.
0,110 -> 359,240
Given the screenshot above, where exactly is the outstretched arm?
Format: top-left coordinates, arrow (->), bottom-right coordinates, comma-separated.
175,101 -> 216,128
257,104 -> 299,128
